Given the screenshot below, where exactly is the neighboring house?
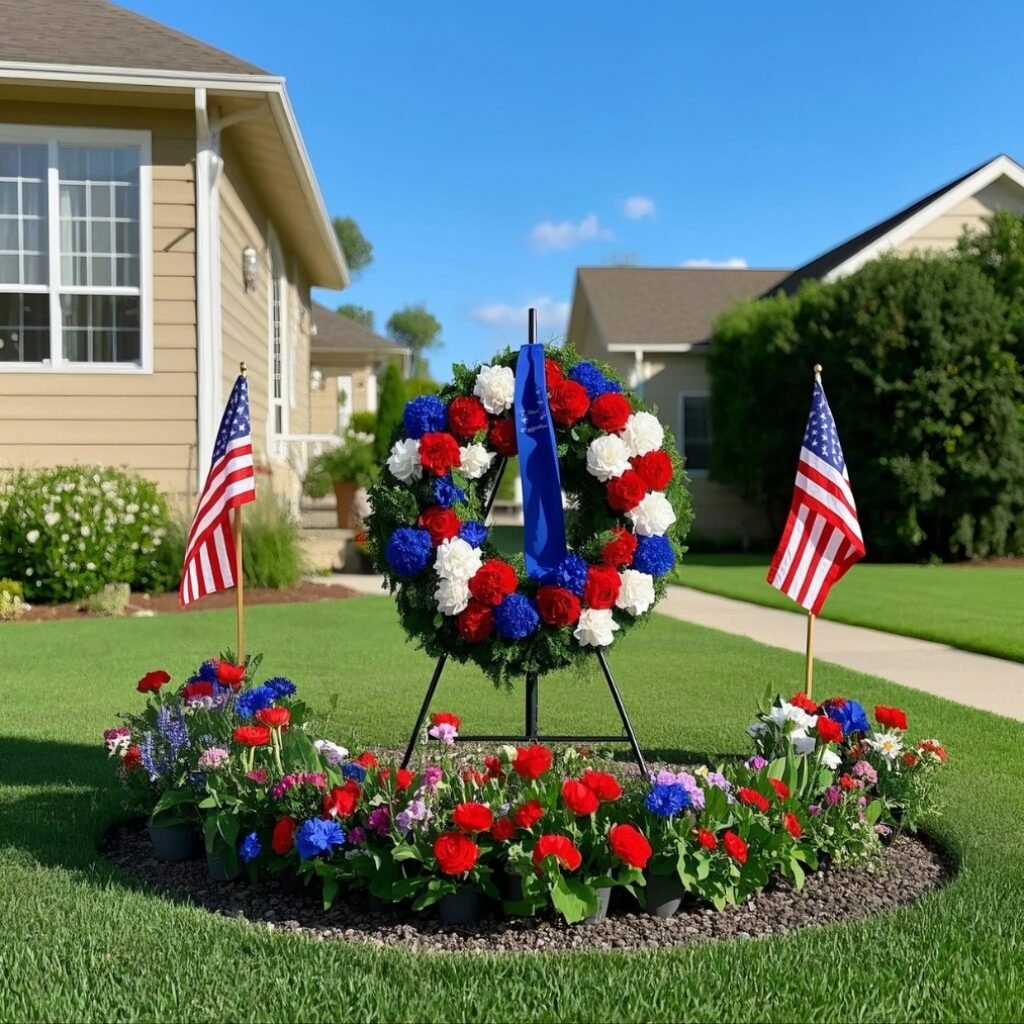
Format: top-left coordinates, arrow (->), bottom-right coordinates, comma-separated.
0,0 -> 348,506
567,153 -> 1024,543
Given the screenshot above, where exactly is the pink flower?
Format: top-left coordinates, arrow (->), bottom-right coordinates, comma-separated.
246,769 -> 268,784
428,722 -> 458,746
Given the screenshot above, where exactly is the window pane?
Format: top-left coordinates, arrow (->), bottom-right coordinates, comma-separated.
0,182 -> 16,216
0,254 -> 19,282
59,147 -> 88,180
87,149 -> 114,180
61,254 -> 88,286
91,257 -> 112,287
60,293 -> 140,364
93,330 -> 114,362
20,145 -> 45,180
114,184 -> 138,220
115,221 -> 138,254
63,329 -> 88,362
90,184 -> 111,217
92,221 -> 112,253
60,184 -> 87,219
682,396 -> 712,471
22,218 -> 44,252
113,149 -> 139,182
0,293 -> 50,362
115,255 -> 139,287
23,254 -> 46,285
0,144 -> 19,178
21,181 -> 45,217
0,219 -> 17,250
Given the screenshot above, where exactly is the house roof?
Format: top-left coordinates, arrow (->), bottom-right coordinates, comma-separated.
312,304 -> 410,358
0,0 -> 266,75
574,266 -> 791,350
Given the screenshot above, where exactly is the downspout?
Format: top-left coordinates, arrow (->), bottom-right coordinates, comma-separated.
194,88 -> 218,489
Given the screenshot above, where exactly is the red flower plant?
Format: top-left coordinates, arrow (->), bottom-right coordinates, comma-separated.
589,392 -> 633,433
395,768 -> 416,792
601,526 -> 638,568
783,812 -> 803,840
434,831 -> 480,875
446,395 -> 488,438
513,744 -> 553,780
875,705 -> 908,731
561,779 -> 600,816
233,725 -> 271,747
768,778 -> 790,802
181,680 -> 213,702
533,834 -> 582,872
136,669 -> 170,694
483,755 -> 504,780
457,601 -> 495,643
629,450 -> 673,490
512,800 -> 544,829
606,470 -> 647,512
215,662 -> 246,690
431,711 -> 462,730
418,431 -> 462,475
790,692 -> 820,714
323,780 -> 360,819
839,773 -> 858,791
491,817 -> 516,842
355,751 -> 378,768
544,358 -> 564,389
918,739 -> 948,762
903,752 -> 918,767
816,716 -> 844,744
723,830 -> 748,864
123,746 -> 142,771
535,586 -> 582,627
468,559 -> 519,605
255,707 -> 290,730
737,787 -> 770,813
488,418 -> 518,457
581,769 -> 622,802
548,380 -> 590,426
272,815 -> 297,855
452,802 -> 494,833
609,824 -> 652,869
418,506 -> 461,546
697,827 -> 718,850
583,565 -> 622,610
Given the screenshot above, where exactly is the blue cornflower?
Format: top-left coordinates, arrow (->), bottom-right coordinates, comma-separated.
403,395 -> 448,439
264,677 -> 297,699
191,660 -> 220,685
632,535 -> 675,577
550,553 -> 588,596
296,818 -> 346,860
239,831 -> 262,863
459,521 -> 489,548
569,361 -> 622,399
385,527 -> 433,577
433,475 -> 467,509
823,699 -> 870,735
494,593 -> 540,641
156,705 -> 189,760
235,685 -> 275,720
644,782 -> 690,818
341,762 -> 367,783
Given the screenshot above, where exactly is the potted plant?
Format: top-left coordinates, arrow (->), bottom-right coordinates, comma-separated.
304,432 -> 378,530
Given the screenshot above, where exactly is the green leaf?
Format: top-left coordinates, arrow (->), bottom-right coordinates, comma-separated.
391,845 -> 423,862
866,800 -> 883,825
321,875 -> 338,909
550,875 -> 599,925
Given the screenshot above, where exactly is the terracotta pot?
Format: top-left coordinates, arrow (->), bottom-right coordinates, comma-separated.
438,889 -> 483,925
146,822 -> 201,862
333,480 -> 360,529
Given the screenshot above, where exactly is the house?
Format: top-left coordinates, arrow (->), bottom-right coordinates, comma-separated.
0,0 -> 348,506
567,153 -> 1024,543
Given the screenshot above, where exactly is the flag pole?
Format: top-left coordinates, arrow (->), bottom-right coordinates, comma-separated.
803,362 -> 823,698
234,361 -> 247,664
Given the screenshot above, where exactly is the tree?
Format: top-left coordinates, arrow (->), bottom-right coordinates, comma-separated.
336,304 -> 375,329
374,361 -> 406,462
332,216 -> 374,276
387,304 -> 442,378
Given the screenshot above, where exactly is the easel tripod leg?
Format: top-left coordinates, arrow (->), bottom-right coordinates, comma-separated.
595,650 -> 648,776
400,653 -> 448,769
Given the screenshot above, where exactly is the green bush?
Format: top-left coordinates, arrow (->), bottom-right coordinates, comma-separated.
0,578 -> 24,620
242,496 -> 306,590
303,433 -> 377,498
374,362 -> 406,462
350,410 -> 378,436
0,466 -> 171,601
403,376 -> 441,399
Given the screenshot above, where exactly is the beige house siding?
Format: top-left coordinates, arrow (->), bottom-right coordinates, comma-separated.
0,95 -> 197,496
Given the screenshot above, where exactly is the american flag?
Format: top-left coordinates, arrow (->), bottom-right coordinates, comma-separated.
766,378 -> 865,614
179,374 -> 256,606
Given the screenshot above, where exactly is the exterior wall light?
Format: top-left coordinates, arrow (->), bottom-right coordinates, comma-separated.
242,247 -> 259,292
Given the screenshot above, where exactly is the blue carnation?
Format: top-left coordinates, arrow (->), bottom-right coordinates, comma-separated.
824,699 -> 870,735
494,593 -> 540,641
632,535 -> 675,577
385,526 -> 433,577
569,361 -> 621,399
239,831 -> 262,863
264,677 -> 296,699
403,395 -> 448,439
459,521 -> 489,548
551,553 -> 589,596
295,818 -> 346,861
644,782 -> 690,817
433,475 -> 466,509
341,762 -> 367,783
235,684 -> 274,719
189,660 -> 220,686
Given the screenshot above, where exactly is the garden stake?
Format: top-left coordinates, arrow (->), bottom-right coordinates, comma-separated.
804,611 -> 815,698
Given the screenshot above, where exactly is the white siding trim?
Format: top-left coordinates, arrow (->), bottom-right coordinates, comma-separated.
194,89 -> 217,489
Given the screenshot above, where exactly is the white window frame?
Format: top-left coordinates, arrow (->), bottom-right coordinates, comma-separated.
678,391 -> 712,478
0,123 -> 152,375
267,231 -> 289,456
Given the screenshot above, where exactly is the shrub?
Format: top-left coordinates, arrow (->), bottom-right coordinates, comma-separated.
349,411 -> 378,436
0,466 -> 171,601
0,578 -> 24,620
303,432 -> 377,497
404,377 -> 441,399
374,362 -> 406,461
88,582 -> 131,617
242,496 -> 306,590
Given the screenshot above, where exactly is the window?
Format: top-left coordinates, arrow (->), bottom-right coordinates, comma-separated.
270,246 -> 286,438
679,393 -> 712,474
0,126 -> 150,372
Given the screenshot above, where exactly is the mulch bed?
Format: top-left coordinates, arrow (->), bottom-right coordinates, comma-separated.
102,822 -> 951,953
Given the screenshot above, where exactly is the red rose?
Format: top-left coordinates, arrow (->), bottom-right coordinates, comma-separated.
483,755 -> 504,780
136,669 -> 170,694
784,812 -> 803,839
609,823 -> 652,869
629,450 -> 673,490
468,559 -> 519,605
323,780 -> 360,819
255,707 -> 290,730
816,716 -> 844,744
513,745 -> 553,780
272,815 -> 297,855
512,799 -> 544,829
234,725 -> 271,747
533,833 -> 582,872
182,680 -> 213,702
561,779 -> 600,816
583,565 -> 621,610
723,830 -> 748,864
606,470 -> 647,512
491,817 -> 516,842
123,746 -> 142,771
457,601 -> 495,643
790,692 -> 820,714
581,769 -> 622,802
431,711 -> 462,729
601,527 -> 638,568
535,585 -> 581,627
768,778 -> 790,802
452,801 -> 494,833
434,831 -> 480,875
447,396 -> 488,439
875,705 -> 908,731
697,827 -> 718,850
215,662 -> 246,690
418,505 -> 461,546
903,752 -> 918,767
488,418 -> 518,457
589,392 -> 633,433
418,431 -> 462,475
548,380 -> 590,426
737,787 -> 770,812
355,751 -> 378,768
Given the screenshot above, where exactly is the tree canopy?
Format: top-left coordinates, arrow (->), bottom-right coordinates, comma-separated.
387,304 -> 442,378
335,304 -> 375,329
332,216 -> 374,276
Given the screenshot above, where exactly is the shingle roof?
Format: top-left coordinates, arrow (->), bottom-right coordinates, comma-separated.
312,304 -> 409,356
575,266 -> 791,349
0,0 -> 267,76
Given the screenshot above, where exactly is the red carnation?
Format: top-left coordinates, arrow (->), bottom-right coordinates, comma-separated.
875,705 -> 908,731
816,716 -> 844,744
215,662 -> 246,690
255,707 -> 290,730
536,585 -> 582,627
544,358 -> 564,389
512,799 -> 544,829
609,823 -> 652,869
463,767 -> 486,787
697,827 -> 718,851
136,669 -> 170,694
453,801 -> 494,833
447,395 -> 489,439
233,725 -> 271,747
839,773 -> 858,790
723,830 -> 748,864
548,380 -> 590,426
468,559 -> 519,605
513,744 -> 553,780
418,431 -> 462,475
589,392 -> 633,433
431,711 -> 462,730
918,739 -> 948,762
630,450 -> 673,491
606,470 -> 647,512
396,768 -> 416,792
790,692 -> 820,714
784,812 -> 803,839
271,815 -> 297,855
583,565 -> 621,610
182,680 -> 213,702
123,746 -> 142,771
561,779 -> 600,816
323,780 -> 360,819
355,751 -> 378,768
601,527 -> 638,568
737,787 -> 770,813
533,834 -> 582,872
418,505 -> 461,546
488,418 -> 518,457
457,601 -> 495,643
491,817 -> 516,842
768,778 -> 790,802
483,755 -> 504,780
581,769 -> 622,802
903,752 -> 918,767
434,831 -> 480,875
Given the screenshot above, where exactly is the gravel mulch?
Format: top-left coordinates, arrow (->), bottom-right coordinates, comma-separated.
102,822 -> 952,953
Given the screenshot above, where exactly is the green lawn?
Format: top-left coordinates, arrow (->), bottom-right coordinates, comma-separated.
673,554 -> 1024,662
2,597 -> 1022,1023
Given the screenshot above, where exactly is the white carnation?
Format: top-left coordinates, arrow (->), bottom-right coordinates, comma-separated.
387,438 -> 423,483
586,434 -> 631,481
768,702 -> 817,731
434,577 -> 471,616
459,443 -> 495,480
473,364 -> 516,414
626,492 -> 676,536
573,608 -> 620,647
821,749 -> 842,770
621,411 -> 665,457
315,739 -> 349,762
789,729 -> 816,756
434,537 -> 483,582
615,569 -> 655,616
25,529 -> 39,544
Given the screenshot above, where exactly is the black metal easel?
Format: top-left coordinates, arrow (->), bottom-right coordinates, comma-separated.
399,309 -> 649,775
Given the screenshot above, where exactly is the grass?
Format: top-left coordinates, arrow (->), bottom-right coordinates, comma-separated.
673,554 -> 1024,662
2,597 -> 1023,1022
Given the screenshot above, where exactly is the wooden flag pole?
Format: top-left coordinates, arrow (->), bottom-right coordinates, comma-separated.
803,362 -> 823,698
235,361 -> 247,663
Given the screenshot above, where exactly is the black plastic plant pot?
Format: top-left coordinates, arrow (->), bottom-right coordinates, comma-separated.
206,852 -> 238,882
582,886 -> 612,926
438,889 -> 483,925
643,871 -> 685,918
146,822 -> 201,862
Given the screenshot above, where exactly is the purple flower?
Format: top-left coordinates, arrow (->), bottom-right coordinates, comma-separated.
852,760 -> 878,784
746,755 -> 768,770
428,722 -> 458,746
348,826 -> 367,845
824,785 -> 843,807
808,804 -> 823,816
422,765 -> 443,791
368,807 -> 391,837
705,771 -> 731,792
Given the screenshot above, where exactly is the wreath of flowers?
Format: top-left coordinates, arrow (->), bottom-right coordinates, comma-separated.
366,344 -> 692,684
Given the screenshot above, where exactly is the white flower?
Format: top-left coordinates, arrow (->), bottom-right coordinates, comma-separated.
473,364 -> 516,414
573,608 -> 620,647
586,434 -> 631,481
25,530 -> 39,544
746,722 -> 767,737
789,729 -> 816,756
459,443 -> 495,480
768,702 -> 817,731
387,438 -> 423,483
314,739 -> 349,763
85,562 -> 96,571
615,569 -> 655,616
434,537 -> 483,582
821,749 -> 842,770
434,577 -> 471,616
44,512 -> 60,527
866,731 -> 905,763
621,412 -> 665,457
626,492 -> 676,536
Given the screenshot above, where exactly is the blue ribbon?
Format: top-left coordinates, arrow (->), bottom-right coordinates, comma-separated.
514,344 -> 567,579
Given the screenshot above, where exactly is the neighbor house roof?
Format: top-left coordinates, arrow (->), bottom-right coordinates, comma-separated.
312,304 -> 410,358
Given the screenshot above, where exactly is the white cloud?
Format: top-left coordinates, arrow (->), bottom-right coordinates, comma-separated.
679,257 -> 748,269
469,297 -> 571,336
623,196 -> 655,220
530,213 -> 611,251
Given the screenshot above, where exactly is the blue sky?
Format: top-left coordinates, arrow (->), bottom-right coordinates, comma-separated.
131,1 -> 1024,373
